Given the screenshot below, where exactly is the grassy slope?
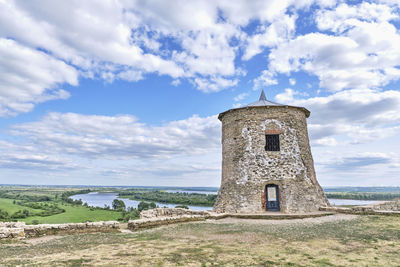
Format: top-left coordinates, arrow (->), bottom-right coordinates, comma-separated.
21,204 -> 122,224
0,198 -> 41,214
0,197 -> 122,224
0,215 -> 399,266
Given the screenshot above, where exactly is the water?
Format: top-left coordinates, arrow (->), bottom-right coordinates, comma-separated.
165,190 -> 217,195
70,192 -> 381,211
70,192 -> 212,211
328,198 -> 380,206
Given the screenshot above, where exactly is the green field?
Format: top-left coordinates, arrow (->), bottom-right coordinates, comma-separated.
0,186 -> 125,224
21,204 -> 122,224
0,198 -> 41,214
0,199 -> 123,224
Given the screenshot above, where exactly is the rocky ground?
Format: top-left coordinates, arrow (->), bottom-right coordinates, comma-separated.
0,214 -> 399,266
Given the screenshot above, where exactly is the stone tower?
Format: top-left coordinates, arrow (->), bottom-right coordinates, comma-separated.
214,91 -> 329,213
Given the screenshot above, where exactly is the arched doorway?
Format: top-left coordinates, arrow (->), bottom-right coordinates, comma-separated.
266,184 -> 280,211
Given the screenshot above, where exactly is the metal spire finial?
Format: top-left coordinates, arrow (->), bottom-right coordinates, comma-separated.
259,90 -> 267,101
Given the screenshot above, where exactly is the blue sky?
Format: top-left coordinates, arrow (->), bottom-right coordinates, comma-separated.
0,0 -> 399,187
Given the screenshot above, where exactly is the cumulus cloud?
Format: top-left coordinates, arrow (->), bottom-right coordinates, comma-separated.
320,152 -> 392,171
253,70 -> 278,90
242,14 -> 297,60
0,38 -> 77,117
276,88 -> 400,144
0,0 -> 324,113
0,140 -> 82,171
10,112 -> 220,159
234,92 -> 249,102
260,2 -> 400,92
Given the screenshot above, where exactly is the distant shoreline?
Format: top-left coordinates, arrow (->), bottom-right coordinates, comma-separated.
1,184 -> 399,192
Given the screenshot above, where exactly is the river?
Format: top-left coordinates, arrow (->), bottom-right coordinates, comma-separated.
70,192 -> 381,210
69,192 -> 212,211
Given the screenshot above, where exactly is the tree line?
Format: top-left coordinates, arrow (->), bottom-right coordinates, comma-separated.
325,192 -> 400,200
118,190 -> 217,206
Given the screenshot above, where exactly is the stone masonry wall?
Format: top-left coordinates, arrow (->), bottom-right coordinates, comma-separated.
140,208 -> 210,219
214,106 -> 329,213
0,221 -> 120,240
370,198 -> 400,211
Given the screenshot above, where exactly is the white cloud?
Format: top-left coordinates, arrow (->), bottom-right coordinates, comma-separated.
10,112 -> 221,159
192,76 -> 239,93
321,152 -> 392,171
289,78 -> 296,86
0,0 -> 322,106
234,93 -> 249,102
275,88 -> 300,103
276,88 -> 400,145
312,137 -> 338,147
316,2 -> 398,32
253,70 -> 278,90
242,14 -> 297,60
0,38 -> 78,117
268,31 -> 400,91
117,70 -> 144,82
253,2 -> 400,92
0,111 -> 222,185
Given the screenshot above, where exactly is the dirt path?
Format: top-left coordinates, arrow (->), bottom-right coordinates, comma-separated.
208,213 -> 358,225
24,235 -> 63,245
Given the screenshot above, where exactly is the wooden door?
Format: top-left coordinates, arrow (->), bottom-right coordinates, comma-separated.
266,184 -> 280,211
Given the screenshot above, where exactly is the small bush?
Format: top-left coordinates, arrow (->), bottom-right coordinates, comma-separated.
175,205 -> 189,209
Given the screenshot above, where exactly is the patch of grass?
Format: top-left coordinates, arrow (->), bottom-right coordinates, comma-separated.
20,203 -> 122,224
1,216 -> 399,266
313,258 -> 334,266
60,258 -> 91,267
0,198 -> 42,214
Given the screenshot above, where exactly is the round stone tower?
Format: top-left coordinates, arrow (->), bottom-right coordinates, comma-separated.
214,91 -> 329,214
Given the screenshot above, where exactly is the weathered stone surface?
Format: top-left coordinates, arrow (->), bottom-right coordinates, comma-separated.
320,206 -> 400,216
128,215 -> 206,231
0,222 -> 26,228
214,105 -> 329,214
0,221 -> 120,240
0,227 -> 25,239
140,208 -> 210,219
370,198 -> 400,211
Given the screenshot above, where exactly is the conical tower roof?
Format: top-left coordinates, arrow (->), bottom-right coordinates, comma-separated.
218,90 -> 310,119
246,90 -> 285,107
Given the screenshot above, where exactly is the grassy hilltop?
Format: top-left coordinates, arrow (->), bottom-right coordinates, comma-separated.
0,186 -> 123,224
1,215 -> 399,266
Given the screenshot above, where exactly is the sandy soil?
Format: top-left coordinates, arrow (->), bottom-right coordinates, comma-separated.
1,214 -> 399,266
208,213 -> 358,225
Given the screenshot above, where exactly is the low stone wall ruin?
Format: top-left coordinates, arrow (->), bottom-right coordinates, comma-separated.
0,221 -> 120,240
320,199 -> 400,216
140,208 -> 211,219
320,205 -> 400,216
370,198 -> 400,211
127,208 -> 211,231
128,215 -> 206,231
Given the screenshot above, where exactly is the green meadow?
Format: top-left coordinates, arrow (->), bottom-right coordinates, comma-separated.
20,204 -> 122,224
0,186 -> 123,224
0,198 -> 40,214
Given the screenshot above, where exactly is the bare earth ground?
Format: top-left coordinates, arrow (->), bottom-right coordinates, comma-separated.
0,214 -> 399,266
